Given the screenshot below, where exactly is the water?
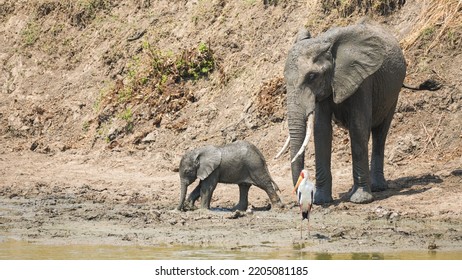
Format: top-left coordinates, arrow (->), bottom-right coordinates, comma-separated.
0,240 -> 461,260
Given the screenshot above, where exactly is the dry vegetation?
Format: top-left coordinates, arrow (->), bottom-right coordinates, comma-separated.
94,42 -> 216,143
321,0 -> 406,17
402,0 -> 461,52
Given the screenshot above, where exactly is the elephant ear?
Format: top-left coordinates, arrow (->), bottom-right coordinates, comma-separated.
330,24 -> 386,103
195,146 -> 222,180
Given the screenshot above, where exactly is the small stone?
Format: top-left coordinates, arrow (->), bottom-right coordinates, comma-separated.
428,242 -> 438,250
226,210 -> 245,219
142,131 -> 157,143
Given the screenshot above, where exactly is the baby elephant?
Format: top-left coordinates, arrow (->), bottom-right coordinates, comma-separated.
177,140 -> 283,211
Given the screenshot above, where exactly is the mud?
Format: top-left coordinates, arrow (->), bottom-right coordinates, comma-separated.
1,150 -> 461,259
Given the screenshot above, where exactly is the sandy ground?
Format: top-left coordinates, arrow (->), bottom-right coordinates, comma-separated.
1,149 -> 461,257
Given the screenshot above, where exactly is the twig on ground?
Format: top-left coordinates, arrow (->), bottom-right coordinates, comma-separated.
419,112 -> 444,156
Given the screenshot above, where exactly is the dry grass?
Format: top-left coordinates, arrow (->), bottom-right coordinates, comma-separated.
320,0 -> 406,17
402,0 -> 462,53
29,0 -> 114,28
305,0 -> 406,35
254,77 -> 286,123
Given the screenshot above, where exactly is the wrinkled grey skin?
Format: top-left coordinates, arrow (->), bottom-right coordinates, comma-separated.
177,140 -> 283,211
285,21 -> 406,204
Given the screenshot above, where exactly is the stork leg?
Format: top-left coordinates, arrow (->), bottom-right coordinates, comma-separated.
300,218 -> 303,239
307,220 -> 310,237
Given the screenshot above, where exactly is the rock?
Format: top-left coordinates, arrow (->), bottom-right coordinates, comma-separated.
428,241 -> 438,250
142,131 -> 157,143
226,210 -> 246,219
388,212 -> 400,221
387,133 -> 420,163
375,206 -> 389,218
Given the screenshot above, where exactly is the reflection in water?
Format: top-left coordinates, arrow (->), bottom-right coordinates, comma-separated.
351,253 -> 384,260
315,253 -> 333,260
0,240 -> 461,260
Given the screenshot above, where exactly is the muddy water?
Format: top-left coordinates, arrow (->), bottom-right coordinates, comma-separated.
1,240 -> 461,260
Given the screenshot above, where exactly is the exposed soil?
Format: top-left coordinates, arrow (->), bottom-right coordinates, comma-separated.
1,0 -> 461,256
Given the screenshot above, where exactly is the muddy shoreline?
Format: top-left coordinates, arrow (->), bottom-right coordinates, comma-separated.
1,151 -> 461,259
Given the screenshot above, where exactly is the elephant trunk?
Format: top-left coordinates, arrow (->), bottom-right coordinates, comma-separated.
285,70 -> 316,185
288,109 -> 307,185
291,113 -> 314,164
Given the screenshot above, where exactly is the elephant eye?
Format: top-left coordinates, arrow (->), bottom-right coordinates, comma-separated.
305,72 -> 318,83
184,168 -> 195,176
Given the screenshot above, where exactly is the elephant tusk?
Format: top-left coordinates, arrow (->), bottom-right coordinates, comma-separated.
291,113 -> 314,163
274,135 -> 290,159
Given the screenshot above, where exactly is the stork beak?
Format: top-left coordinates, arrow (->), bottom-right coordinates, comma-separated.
292,174 -> 303,194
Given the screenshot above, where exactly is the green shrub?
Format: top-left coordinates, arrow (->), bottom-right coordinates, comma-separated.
96,42 -> 216,129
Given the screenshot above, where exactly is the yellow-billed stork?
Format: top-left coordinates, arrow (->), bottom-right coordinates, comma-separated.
293,169 -> 315,238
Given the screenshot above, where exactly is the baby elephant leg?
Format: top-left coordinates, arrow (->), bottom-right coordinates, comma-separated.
254,180 -> 284,209
186,182 -> 201,209
265,187 -> 284,209
199,177 -> 218,209
233,183 -> 251,211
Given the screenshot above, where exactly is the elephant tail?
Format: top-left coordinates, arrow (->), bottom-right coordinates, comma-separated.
402,79 -> 441,91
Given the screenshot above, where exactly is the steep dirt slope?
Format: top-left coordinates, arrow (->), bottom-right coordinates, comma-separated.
1,1 -> 460,160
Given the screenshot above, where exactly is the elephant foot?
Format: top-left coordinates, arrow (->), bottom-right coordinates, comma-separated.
179,205 -> 197,212
269,195 -> 284,210
267,191 -> 284,208
371,179 -> 388,192
188,204 -> 199,211
314,188 -> 333,205
177,202 -> 190,212
183,200 -> 198,211
371,182 -> 388,192
232,202 -> 248,212
371,172 -> 389,192
273,201 -> 285,209
348,186 -> 374,204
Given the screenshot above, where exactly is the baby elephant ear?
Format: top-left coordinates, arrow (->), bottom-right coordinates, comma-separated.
196,146 -> 222,180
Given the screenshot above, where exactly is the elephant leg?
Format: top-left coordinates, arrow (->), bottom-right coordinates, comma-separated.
314,101 -> 333,204
250,173 -> 284,209
348,136 -> 374,203
232,183 -> 251,211
347,96 -> 374,204
199,176 -> 218,209
370,103 -> 397,192
186,182 -> 202,208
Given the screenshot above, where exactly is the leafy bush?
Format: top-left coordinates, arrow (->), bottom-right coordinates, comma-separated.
97,42 -> 216,130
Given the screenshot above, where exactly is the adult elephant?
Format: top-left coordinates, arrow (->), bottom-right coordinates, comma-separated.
279,20 -> 406,204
